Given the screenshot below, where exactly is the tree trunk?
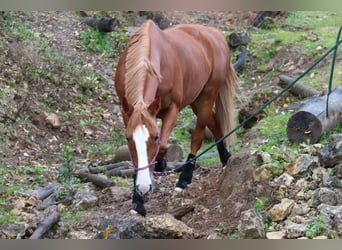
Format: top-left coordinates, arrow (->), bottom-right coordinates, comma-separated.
286,86 -> 342,144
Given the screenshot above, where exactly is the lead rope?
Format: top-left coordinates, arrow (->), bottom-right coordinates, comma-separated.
127,133 -> 161,173
326,25 -> 342,118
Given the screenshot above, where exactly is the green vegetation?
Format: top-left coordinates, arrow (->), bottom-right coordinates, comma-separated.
252,196 -> 269,214
79,27 -> 129,57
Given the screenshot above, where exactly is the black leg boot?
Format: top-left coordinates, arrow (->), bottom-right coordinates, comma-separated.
216,140 -> 231,166
154,158 -> 167,172
132,174 -> 146,216
176,154 -> 196,189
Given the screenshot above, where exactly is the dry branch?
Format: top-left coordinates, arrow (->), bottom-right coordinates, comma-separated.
287,86 -> 342,144
29,211 -> 60,239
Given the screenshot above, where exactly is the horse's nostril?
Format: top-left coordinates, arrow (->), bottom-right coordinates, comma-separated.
136,184 -> 152,196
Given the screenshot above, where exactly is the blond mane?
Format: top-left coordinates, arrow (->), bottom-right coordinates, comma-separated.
124,21 -> 162,106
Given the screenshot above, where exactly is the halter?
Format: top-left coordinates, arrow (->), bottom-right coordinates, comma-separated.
128,133 -> 161,172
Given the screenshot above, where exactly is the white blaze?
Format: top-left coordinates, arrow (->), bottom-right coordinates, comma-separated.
132,124 -> 152,194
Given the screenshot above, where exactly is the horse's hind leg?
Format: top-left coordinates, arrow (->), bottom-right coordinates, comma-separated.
175,98 -> 214,190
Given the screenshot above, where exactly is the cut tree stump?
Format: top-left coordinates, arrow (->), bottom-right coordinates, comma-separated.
286,86 -> 342,144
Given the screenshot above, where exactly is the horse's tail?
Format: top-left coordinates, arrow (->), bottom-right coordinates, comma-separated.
215,60 -> 239,145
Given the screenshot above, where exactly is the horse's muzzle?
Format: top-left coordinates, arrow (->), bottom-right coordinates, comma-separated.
136,184 -> 152,198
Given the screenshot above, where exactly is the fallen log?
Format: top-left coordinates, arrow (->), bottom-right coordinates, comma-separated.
279,74 -> 321,98
89,161 -> 132,174
82,16 -> 120,32
74,170 -> 115,188
287,86 -> 342,144
34,183 -> 60,200
29,211 -> 60,239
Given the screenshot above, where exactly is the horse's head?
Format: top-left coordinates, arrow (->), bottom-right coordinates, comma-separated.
121,97 -> 161,197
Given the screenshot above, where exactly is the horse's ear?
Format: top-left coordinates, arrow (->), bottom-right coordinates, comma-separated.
122,97 -> 133,118
148,96 -> 161,117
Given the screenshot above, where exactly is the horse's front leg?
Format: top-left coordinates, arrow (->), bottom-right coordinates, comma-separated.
154,104 -> 179,172
131,174 -> 147,216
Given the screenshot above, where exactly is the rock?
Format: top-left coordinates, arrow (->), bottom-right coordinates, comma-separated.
237,208 -> 265,239
292,203 -> 311,216
143,213 -> 194,239
286,154 -> 317,176
252,165 -> 271,182
101,186 -> 131,203
97,213 -> 194,239
96,213 -> 144,239
274,172 -> 295,186
334,164 -> 342,178
317,204 -> 342,235
255,151 -> 272,164
0,222 -> 27,239
322,176 -> 341,188
284,220 -> 306,238
313,235 -> 328,239
268,198 -> 295,222
266,231 -> 285,239
310,188 -> 338,207
45,113 -> 61,129
317,134 -> 342,167
74,189 -> 98,210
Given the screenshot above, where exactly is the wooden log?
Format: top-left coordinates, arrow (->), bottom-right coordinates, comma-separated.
82,16 -> 120,32
29,211 -> 60,239
279,74 -> 321,98
113,145 -> 131,162
74,170 -> 114,188
287,86 -> 342,144
89,161 -> 132,174
34,183 -> 60,200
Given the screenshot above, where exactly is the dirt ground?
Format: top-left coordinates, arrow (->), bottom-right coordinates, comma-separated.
0,11 -> 338,238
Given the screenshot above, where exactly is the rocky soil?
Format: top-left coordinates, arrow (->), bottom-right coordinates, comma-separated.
0,11 -> 341,239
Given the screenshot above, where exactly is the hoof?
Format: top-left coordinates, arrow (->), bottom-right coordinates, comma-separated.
155,159 -> 167,172
175,179 -> 190,190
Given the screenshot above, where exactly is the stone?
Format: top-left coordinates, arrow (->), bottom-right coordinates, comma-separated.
284,220 -> 306,239
310,188 -> 338,207
253,165 -> 271,182
237,208 -> 265,239
322,176 -> 341,188
74,189 -> 98,210
286,154 -> 317,176
274,172 -> 295,186
334,164 -> 342,178
120,213 -> 194,239
266,231 -> 285,239
317,134 -> 342,167
317,204 -> 342,235
45,113 -> 61,129
102,186 -> 131,203
268,198 -> 295,222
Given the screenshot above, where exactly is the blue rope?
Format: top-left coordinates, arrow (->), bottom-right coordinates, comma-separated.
326,25 -> 342,117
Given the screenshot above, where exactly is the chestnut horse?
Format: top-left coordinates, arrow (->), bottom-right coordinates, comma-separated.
115,20 -> 238,216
